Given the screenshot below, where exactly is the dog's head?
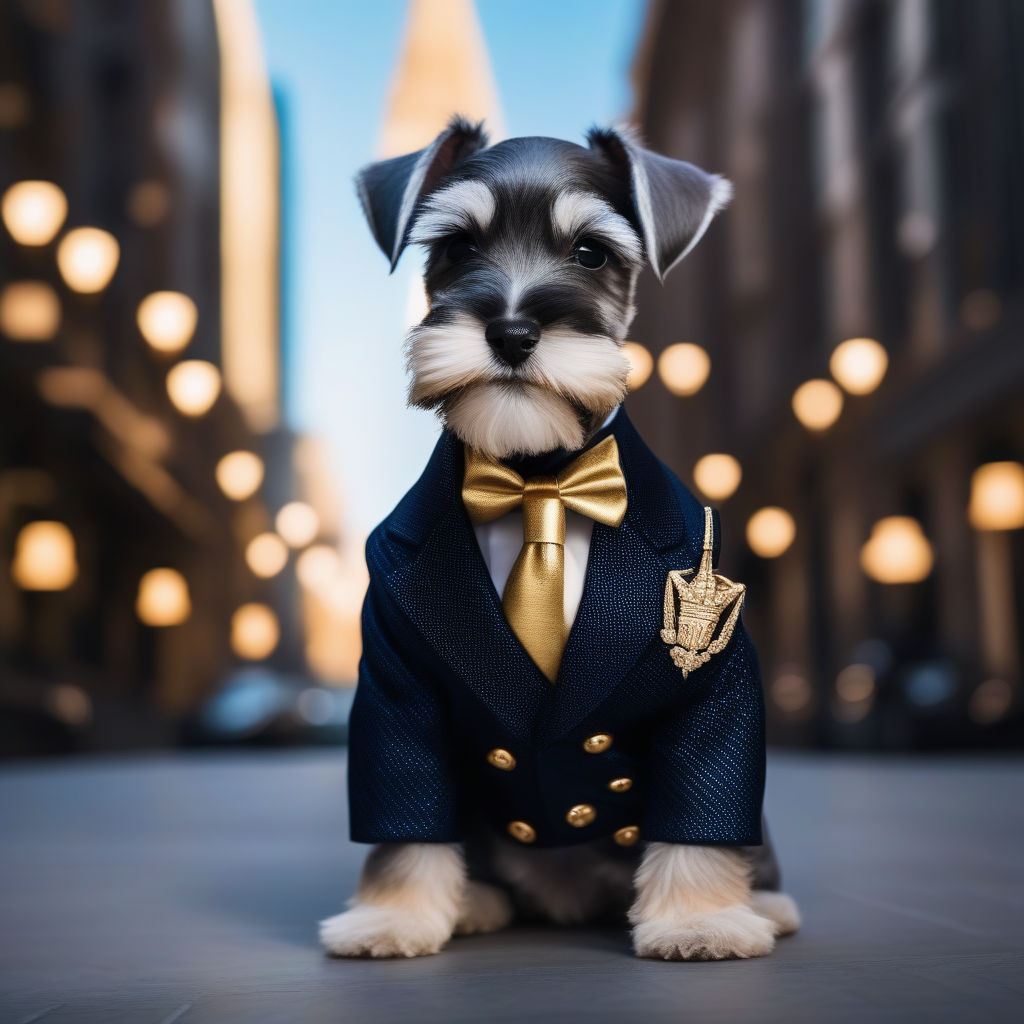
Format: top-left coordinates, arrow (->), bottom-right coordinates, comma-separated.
356,116 -> 731,459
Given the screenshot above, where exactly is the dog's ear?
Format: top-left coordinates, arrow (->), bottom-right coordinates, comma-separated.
356,115 -> 489,271
587,125 -> 732,282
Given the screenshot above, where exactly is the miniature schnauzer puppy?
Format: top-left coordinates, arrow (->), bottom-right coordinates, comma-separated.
320,117 -> 799,960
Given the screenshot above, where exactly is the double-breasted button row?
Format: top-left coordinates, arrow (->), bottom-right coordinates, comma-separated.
486,748 -> 516,771
582,733 -> 613,753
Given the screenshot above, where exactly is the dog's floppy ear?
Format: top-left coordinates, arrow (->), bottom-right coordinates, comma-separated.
587,125 -> 732,282
356,115 -> 489,271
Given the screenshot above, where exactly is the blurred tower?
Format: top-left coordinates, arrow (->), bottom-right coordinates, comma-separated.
629,0 -> 1024,749
0,0 -> 341,754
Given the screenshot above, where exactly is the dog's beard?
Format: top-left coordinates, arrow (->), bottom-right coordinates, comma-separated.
405,313 -> 629,459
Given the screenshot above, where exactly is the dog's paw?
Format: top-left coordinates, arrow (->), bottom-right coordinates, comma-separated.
454,881 -> 514,936
319,904 -> 453,958
632,904 -> 776,961
750,890 -> 801,937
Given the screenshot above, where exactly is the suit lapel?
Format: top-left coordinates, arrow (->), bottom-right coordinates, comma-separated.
381,435 -> 550,744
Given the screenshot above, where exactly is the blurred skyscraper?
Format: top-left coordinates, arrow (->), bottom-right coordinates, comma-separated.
0,0 -> 348,756
627,0 -> 1024,748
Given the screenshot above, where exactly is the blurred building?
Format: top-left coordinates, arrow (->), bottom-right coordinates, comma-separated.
0,0 -> 348,756
628,0 -> 1024,749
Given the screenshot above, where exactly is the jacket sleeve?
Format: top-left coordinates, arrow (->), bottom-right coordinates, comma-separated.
641,619 -> 766,846
347,572 -> 462,844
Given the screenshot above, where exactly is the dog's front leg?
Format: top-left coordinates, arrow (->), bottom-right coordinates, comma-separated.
629,843 -> 776,961
320,842 -> 465,958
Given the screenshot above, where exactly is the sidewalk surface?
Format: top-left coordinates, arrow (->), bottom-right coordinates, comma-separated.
1,750 -> 1022,1023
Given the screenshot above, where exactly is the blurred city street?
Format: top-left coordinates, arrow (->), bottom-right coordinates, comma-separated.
1,750 -> 1022,1022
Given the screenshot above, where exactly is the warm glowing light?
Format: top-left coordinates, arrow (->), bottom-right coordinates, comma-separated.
245,532 -> 288,578
860,516 -> 934,584
829,338 -> 888,395
231,602 -> 280,660
56,227 -> 120,293
622,341 -> 654,391
216,451 -> 264,501
771,668 -> 812,714
11,521 -> 77,590
693,454 -> 742,501
0,281 -> 60,341
137,291 -> 198,353
746,507 -> 796,558
1,181 -> 67,245
968,461 -> 1024,531
213,0 -> 281,433
969,678 -> 1013,724
792,378 -> 844,431
135,568 -> 191,626
296,544 -> 341,591
657,343 -> 711,396
836,664 -> 876,703
127,180 -> 169,227
166,360 -> 221,416
276,501 -> 319,548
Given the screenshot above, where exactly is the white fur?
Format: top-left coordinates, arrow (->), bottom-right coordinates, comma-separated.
454,880 -> 515,936
320,843 -> 465,958
445,382 -> 585,457
629,842 -> 775,961
750,889 -> 801,936
409,180 -> 496,244
405,313 -> 629,459
551,191 -> 643,264
406,313 -> 496,407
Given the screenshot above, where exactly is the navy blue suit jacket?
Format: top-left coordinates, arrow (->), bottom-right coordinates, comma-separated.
348,411 -> 766,848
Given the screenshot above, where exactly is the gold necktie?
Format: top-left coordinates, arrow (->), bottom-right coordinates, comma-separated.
462,435 -> 628,682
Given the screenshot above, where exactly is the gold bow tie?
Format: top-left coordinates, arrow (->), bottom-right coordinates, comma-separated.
462,435 -> 628,682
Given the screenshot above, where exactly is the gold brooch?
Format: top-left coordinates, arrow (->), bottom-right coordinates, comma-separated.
660,507 -> 745,678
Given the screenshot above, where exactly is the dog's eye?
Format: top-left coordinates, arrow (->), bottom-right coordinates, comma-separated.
444,234 -> 477,262
574,239 -> 609,270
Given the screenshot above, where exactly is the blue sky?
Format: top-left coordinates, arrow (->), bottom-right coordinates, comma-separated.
254,0 -> 646,535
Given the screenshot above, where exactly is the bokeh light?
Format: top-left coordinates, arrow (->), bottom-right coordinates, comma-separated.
860,516 -> 934,583
296,544 -> 341,591
245,532 -> 288,578
11,521 -> 77,591
137,291 -> 198,353
829,338 -> 888,395
276,501 -> 319,548
135,568 -> 191,626
968,461 -> 1024,531
657,343 -> 711,396
0,281 -> 60,341
216,451 -> 265,501
56,227 -> 120,293
231,603 -> 280,660
746,507 -> 796,558
622,341 -> 653,391
692,453 -> 742,501
1,180 -> 67,245
792,379 -> 844,431
166,360 -> 222,416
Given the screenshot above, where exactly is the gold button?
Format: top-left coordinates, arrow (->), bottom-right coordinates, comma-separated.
566,803 -> 596,828
582,733 -> 613,754
507,820 -> 536,843
613,825 -> 640,847
608,777 -> 633,793
486,748 -> 516,771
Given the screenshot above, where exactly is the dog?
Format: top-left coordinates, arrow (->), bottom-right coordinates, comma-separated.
320,117 -> 800,960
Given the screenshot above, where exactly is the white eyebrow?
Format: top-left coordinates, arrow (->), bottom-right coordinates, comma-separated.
550,190 -> 643,264
409,180 -> 496,244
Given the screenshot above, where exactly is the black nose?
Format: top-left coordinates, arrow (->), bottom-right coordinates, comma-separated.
485,318 -> 541,368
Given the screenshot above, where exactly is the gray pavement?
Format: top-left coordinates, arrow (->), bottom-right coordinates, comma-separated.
1,750 -> 1022,1023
